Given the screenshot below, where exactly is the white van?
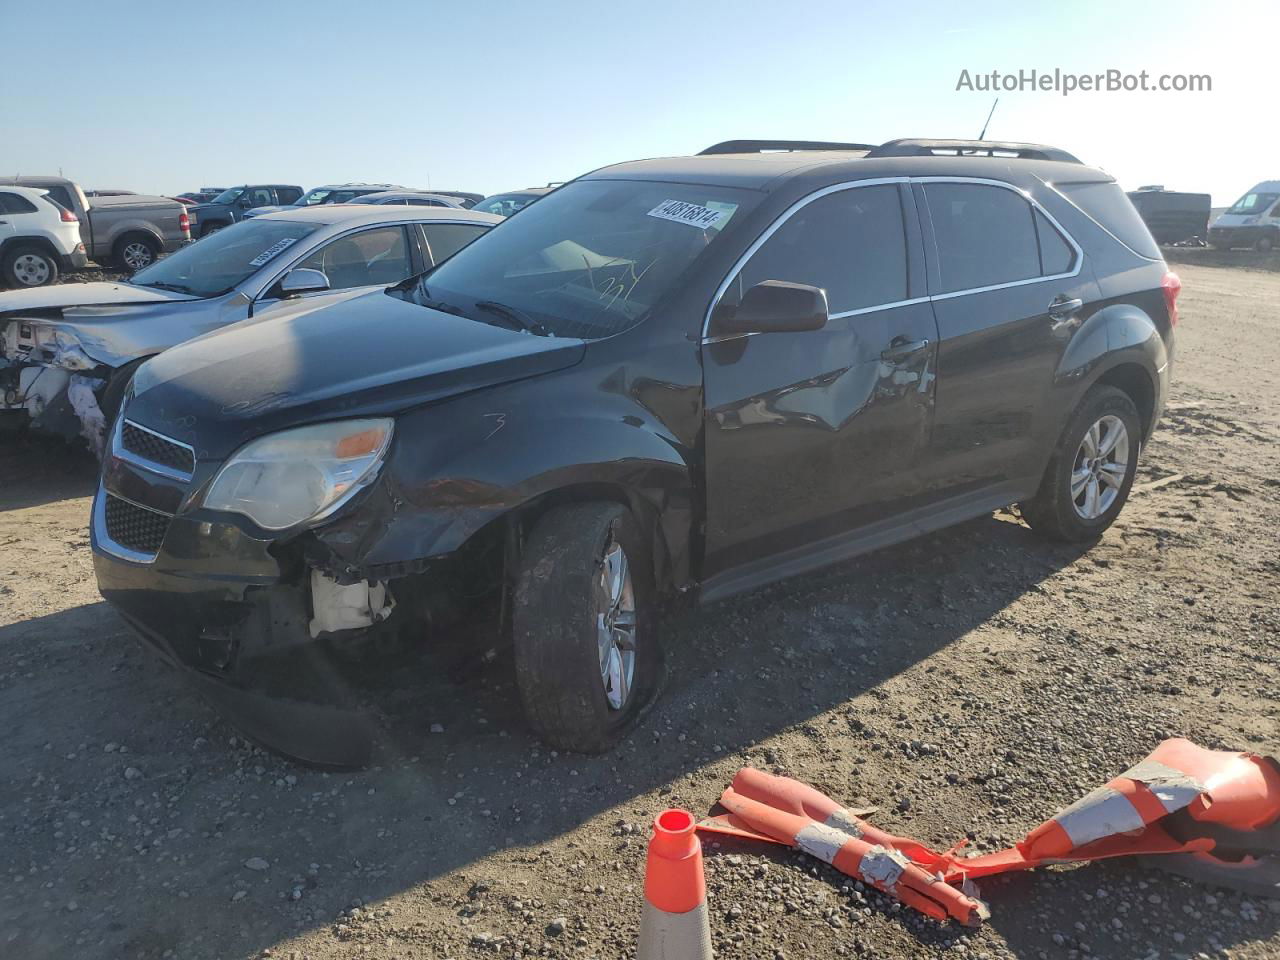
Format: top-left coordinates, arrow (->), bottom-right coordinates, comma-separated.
1209,181 -> 1280,251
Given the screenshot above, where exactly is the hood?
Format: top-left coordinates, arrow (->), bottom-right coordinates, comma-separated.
1211,213 -> 1257,227
128,288 -> 586,458
0,281 -> 197,315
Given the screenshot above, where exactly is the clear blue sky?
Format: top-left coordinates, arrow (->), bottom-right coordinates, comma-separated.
2,0 -> 1275,204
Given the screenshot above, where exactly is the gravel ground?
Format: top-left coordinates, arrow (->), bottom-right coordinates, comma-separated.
1,261 -> 1278,959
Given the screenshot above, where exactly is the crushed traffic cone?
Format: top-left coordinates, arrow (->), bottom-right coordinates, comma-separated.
638,809 -> 714,960
719,786 -> 988,926
946,739 -> 1280,887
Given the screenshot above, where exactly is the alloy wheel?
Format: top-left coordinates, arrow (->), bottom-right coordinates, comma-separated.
12,253 -> 51,286
595,538 -> 636,711
1070,414 -> 1130,520
122,242 -> 154,270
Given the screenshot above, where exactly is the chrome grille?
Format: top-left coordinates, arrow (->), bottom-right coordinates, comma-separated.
103,494 -> 170,556
121,420 -> 195,477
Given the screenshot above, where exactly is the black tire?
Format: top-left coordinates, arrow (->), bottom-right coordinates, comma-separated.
200,223 -> 224,238
1021,385 -> 1142,542
1,244 -> 59,288
512,502 -> 661,752
1257,235 -> 1275,253
114,234 -> 159,272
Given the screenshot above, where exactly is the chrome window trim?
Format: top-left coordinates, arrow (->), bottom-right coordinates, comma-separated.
701,174 -> 1087,342
93,485 -> 171,565
1040,177 -> 1163,263
248,217 -> 491,300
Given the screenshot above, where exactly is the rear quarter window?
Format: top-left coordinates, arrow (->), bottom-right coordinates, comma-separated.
1055,180 -> 1161,260
0,192 -> 38,214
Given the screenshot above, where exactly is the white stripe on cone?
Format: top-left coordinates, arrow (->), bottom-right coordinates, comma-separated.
637,900 -> 713,960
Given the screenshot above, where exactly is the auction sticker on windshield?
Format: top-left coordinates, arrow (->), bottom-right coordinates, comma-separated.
248,237 -> 300,267
647,199 -> 726,230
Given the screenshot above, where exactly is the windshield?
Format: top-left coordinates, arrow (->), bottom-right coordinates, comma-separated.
401,180 -> 759,340
212,187 -> 244,204
1226,191 -> 1279,216
130,220 -> 319,297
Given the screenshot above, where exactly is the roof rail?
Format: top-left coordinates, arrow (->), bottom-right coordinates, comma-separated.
698,139 -> 875,156
866,138 -> 1082,164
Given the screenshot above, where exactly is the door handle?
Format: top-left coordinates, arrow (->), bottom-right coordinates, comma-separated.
880,337 -> 930,363
1048,296 -> 1083,321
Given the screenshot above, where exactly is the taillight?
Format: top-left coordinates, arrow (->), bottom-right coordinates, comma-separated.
60,207 -> 78,223
1161,271 -> 1182,327
179,211 -> 190,233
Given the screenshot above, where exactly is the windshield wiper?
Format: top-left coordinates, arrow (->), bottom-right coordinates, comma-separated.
138,280 -> 198,295
475,300 -> 551,337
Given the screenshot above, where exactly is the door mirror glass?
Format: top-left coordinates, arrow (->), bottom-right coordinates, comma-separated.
711,280 -> 828,337
278,268 -> 330,297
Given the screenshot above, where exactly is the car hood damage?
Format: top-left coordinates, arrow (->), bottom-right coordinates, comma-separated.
127,288 -> 587,458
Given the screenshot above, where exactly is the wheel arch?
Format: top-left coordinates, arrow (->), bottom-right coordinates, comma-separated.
0,235 -> 61,263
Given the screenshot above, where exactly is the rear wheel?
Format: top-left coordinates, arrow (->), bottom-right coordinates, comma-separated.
1257,235 -> 1275,253
115,234 -> 158,271
1021,385 -> 1141,542
1,245 -> 59,287
512,503 -> 660,752
200,223 -> 224,238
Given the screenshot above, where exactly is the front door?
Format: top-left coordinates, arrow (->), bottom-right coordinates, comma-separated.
701,182 -> 939,584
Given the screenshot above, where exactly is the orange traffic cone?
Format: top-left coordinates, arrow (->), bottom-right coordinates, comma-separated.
638,809 -> 714,960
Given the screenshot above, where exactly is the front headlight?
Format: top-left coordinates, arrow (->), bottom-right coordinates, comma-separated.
202,419 -> 394,530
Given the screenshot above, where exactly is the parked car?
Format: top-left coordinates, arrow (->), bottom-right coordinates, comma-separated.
0,185 -> 88,288
86,137 -> 1179,765
1126,186 -> 1210,245
473,187 -> 554,217
176,189 -> 227,205
348,191 -> 465,207
187,185 -> 304,236
430,190 -> 484,208
1208,180 -> 1280,251
0,176 -> 190,271
0,206 -> 497,452
242,183 -> 407,219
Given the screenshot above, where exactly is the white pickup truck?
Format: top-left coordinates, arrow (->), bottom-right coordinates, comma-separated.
0,176 -> 190,272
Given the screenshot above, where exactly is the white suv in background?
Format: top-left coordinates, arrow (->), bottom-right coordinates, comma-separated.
0,186 -> 88,288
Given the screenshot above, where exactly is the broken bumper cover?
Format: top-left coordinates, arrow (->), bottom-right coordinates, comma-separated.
91,488 -> 379,767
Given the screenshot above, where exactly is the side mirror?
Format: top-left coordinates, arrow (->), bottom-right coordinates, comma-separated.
710,280 -> 828,337
278,268 -> 330,297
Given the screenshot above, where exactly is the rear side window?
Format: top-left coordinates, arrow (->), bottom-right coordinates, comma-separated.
276,187 -> 302,204
1055,180 -> 1160,259
0,191 -> 38,214
728,184 -> 908,314
45,185 -> 77,212
925,183 -> 1041,293
1035,210 -> 1076,275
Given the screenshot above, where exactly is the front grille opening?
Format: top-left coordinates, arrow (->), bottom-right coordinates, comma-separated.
104,495 -> 170,556
121,421 -> 195,476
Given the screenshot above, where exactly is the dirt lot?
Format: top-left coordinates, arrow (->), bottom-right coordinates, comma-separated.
1,261 -> 1278,960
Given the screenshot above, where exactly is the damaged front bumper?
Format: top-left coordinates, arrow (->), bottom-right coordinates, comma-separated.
90,437 -> 395,766
1,319 -> 112,450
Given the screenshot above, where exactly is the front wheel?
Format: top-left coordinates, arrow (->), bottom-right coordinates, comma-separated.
1257,235 -> 1275,253
1020,385 -> 1141,542
512,503 -> 660,752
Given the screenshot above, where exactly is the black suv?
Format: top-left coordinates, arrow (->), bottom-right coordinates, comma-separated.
91,138 -> 1178,764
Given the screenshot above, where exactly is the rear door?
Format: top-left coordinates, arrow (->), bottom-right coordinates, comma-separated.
700,181 -> 939,581
0,192 -> 22,247
916,178 -> 1097,498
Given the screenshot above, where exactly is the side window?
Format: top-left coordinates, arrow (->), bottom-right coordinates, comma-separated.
925,183 -> 1040,293
294,226 -> 412,289
46,186 -> 76,211
0,192 -> 38,214
1034,210 -> 1076,276
276,187 -> 302,205
247,187 -> 274,207
421,223 -> 490,265
725,185 -> 908,314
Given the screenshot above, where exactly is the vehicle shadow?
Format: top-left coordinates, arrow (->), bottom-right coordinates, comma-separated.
0,430 -> 97,512
3,515 -> 1272,959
